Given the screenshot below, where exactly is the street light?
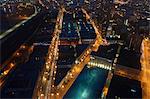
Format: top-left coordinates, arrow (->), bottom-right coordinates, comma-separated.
55,66 -> 57,68
52,85 -> 55,88
69,73 -> 72,76
21,45 -> 26,49
61,85 -> 64,88
43,76 -> 47,82
10,63 -> 15,67
46,65 -> 49,69
16,52 -> 20,56
51,93 -> 54,96
56,93 -> 59,96
75,60 -> 79,64
41,94 -> 44,97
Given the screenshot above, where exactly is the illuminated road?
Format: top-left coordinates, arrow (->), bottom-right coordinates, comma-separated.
33,7 -> 65,99
56,48 -> 91,98
82,8 -> 102,42
0,45 -> 34,87
34,7 -> 103,99
0,6 -> 38,83
141,38 -> 150,99
51,8 -> 103,98
0,6 -> 38,39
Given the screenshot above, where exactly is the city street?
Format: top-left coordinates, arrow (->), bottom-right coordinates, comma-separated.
141,38 -> 150,99
33,7 -> 65,99
49,8 -> 103,98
